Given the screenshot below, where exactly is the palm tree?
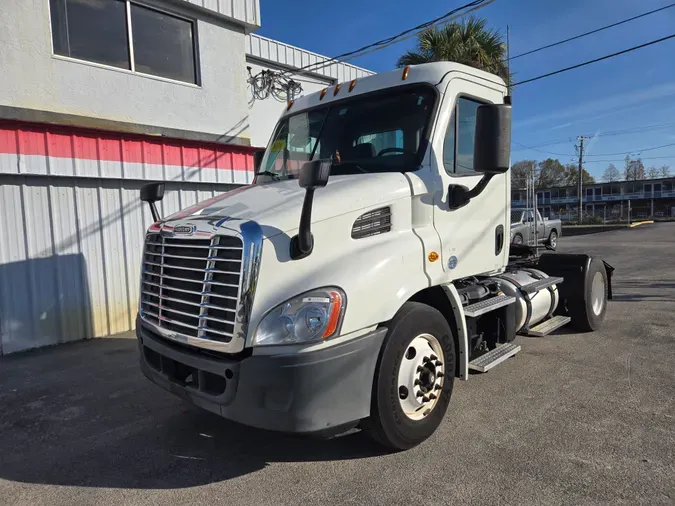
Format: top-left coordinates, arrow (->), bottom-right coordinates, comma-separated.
397,17 -> 510,86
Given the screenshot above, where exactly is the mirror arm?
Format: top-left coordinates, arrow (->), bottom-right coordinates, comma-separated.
290,188 -> 315,260
149,202 -> 161,223
448,174 -> 495,210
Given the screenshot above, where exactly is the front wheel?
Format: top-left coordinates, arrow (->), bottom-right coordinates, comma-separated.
361,302 -> 455,450
512,233 -> 523,245
548,230 -> 558,250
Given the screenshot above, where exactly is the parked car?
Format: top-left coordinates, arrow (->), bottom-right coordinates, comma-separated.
510,209 -> 561,249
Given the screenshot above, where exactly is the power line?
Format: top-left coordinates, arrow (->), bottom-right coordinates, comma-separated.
509,3 -> 675,60
275,0 -> 495,77
512,33 -> 675,86
512,141 -> 575,157
584,142 -> 675,157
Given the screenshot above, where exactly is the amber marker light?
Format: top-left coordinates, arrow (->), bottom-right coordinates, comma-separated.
402,66 -> 411,80
428,251 -> 439,262
322,291 -> 344,338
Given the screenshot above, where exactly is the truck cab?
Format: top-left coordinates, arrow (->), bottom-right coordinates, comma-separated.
136,62 -> 612,450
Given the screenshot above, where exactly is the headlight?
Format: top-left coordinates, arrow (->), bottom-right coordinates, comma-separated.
252,288 -> 346,346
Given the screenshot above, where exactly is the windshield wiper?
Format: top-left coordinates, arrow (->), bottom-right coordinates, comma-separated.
256,171 -> 281,181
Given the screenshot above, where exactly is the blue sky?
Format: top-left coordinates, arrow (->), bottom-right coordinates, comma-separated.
258,0 -> 675,180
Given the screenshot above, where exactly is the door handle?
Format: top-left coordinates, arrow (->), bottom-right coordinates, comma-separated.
495,225 -> 504,255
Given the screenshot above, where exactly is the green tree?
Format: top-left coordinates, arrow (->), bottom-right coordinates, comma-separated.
564,164 -> 595,185
537,158 -> 566,187
511,160 -> 535,189
397,17 -> 511,86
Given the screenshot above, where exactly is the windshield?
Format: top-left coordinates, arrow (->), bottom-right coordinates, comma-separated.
257,85 -> 437,181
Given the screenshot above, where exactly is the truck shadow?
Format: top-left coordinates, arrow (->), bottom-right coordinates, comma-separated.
0,337 -> 387,490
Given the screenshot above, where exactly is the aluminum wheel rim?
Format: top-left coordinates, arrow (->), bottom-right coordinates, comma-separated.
397,333 -> 445,421
591,271 -> 605,315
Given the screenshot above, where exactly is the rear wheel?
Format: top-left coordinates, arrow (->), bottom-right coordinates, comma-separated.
361,302 -> 455,450
512,233 -> 523,245
568,257 -> 608,331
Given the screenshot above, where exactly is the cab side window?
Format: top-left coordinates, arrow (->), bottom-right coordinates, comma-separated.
442,97 -> 484,175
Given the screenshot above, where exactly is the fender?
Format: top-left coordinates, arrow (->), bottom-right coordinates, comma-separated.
439,282 -> 469,380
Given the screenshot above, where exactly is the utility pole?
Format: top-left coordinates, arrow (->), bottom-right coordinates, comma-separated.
576,136 -> 589,225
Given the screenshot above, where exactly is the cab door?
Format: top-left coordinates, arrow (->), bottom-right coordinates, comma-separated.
431,76 -> 509,279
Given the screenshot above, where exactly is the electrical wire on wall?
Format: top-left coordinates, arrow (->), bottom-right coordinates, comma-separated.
247,67 -> 303,103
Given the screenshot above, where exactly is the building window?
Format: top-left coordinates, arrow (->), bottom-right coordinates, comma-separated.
443,97 -> 485,175
49,0 -> 198,84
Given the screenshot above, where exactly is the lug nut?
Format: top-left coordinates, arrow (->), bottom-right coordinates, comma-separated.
416,391 -> 423,398
434,385 -> 442,391
430,354 -> 438,361
417,366 -> 424,373
422,396 -> 429,403
435,360 -> 443,367
423,356 -> 430,363
414,379 -> 422,386
429,394 -> 437,400
437,372 -> 444,378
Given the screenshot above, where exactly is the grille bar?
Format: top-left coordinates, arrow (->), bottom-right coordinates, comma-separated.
141,233 -> 243,345
142,280 -> 238,300
146,241 -> 242,251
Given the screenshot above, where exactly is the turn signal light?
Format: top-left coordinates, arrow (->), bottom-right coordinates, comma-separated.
323,291 -> 344,338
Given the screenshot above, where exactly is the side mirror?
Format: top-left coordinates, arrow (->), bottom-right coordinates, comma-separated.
299,159 -> 331,189
473,104 -> 512,174
290,159 -> 331,260
140,182 -> 165,222
253,150 -> 265,172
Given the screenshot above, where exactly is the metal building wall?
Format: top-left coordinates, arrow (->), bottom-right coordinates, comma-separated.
0,121 -> 252,354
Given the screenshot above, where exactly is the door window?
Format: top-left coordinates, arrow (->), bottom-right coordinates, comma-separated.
443,97 -> 484,175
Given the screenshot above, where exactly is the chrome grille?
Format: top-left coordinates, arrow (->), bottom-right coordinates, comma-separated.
140,233 -> 243,344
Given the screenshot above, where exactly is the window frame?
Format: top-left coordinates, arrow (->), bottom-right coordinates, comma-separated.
442,94 -> 490,177
48,0 -> 201,87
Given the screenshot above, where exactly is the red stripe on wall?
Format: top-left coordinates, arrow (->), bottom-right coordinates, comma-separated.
0,120 -> 257,171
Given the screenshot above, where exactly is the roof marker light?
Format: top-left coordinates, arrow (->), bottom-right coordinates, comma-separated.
402,66 -> 411,80
349,79 -> 357,92
333,83 -> 342,96
320,88 -> 327,100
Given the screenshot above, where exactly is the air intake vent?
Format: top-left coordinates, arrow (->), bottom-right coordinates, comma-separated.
352,207 -> 392,239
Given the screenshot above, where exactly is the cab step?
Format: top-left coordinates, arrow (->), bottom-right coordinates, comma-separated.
521,315 -> 571,337
519,276 -> 564,294
468,343 -> 521,372
463,294 -> 516,318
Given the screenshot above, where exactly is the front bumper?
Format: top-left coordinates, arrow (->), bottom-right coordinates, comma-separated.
136,317 -> 387,433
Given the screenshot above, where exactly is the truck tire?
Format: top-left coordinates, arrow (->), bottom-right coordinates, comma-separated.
548,230 -> 558,250
361,302 -> 455,450
512,233 -> 523,245
568,257 -> 608,332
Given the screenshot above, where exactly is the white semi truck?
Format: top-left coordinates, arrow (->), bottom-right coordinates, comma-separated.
136,62 -> 614,450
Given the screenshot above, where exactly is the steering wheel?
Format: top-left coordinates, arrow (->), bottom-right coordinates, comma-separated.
377,147 -> 407,156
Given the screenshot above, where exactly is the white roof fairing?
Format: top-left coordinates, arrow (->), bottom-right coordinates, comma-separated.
285,62 -> 507,115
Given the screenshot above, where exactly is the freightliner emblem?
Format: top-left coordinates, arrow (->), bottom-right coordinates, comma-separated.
173,225 -> 196,235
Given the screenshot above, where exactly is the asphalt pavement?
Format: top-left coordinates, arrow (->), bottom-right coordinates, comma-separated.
1,223 -> 674,506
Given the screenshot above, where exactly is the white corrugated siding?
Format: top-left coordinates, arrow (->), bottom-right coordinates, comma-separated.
246,34 -> 374,81
181,0 -> 260,29
0,175 -> 237,354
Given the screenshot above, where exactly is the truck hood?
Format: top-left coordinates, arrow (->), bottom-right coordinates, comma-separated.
162,173 -> 412,237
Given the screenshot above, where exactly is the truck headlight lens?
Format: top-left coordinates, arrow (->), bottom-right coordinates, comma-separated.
253,288 -> 346,346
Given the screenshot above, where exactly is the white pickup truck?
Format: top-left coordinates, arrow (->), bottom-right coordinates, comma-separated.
135,62 -> 613,450
510,209 -> 562,249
